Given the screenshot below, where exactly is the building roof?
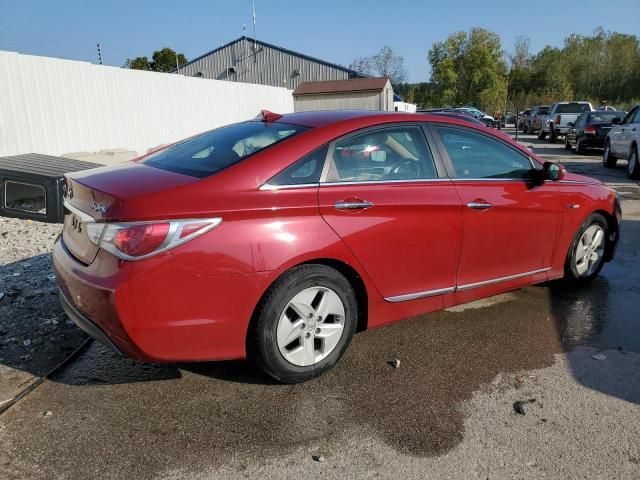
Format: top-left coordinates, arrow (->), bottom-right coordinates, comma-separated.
176,36 -> 365,77
293,77 -> 391,96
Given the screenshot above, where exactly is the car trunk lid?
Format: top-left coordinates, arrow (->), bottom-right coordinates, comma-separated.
62,162 -> 198,264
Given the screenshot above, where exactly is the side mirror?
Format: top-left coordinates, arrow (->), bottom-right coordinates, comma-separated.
567,121 -> 574,127
543,161 -> 565,181
611,117 -> 621,125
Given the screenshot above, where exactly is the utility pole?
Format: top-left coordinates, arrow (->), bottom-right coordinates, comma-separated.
252,1 -> 257,55
97,43 -> 103,65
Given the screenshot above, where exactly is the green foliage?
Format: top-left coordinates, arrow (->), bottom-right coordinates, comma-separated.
124,48 -> 188,73
427,28 -> 507,112
417,27 -> 640,112
507,28 -> 640,110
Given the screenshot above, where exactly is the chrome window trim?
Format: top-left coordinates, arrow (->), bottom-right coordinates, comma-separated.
321,178 -> 453,187
4,180 -> 47,215
384,267 -> 551,302
259,182 -> 320,191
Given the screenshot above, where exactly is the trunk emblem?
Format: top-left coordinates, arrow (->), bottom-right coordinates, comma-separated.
91,201 -> 108,214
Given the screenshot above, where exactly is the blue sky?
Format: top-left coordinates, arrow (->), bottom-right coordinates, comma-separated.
1,0 -> 638,82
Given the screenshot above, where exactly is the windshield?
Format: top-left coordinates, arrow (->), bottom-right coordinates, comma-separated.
142,121 -> 308,178
555,103 -> 591,114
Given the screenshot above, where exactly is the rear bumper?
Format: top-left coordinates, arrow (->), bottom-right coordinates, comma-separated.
53,236 -> 275,362
59,289 -> 123,355
580,136 -> 607,148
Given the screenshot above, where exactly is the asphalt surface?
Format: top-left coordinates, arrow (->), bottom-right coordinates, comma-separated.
1,129 -> 639,479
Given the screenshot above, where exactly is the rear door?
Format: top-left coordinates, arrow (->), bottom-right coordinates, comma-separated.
430,125 -> 562,288
318,124 -> 462,301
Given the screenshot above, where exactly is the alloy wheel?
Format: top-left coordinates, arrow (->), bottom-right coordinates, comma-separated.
574,224 -> 605,277
276,286 -> 345,366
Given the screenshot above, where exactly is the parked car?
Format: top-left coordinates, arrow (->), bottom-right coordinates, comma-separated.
539,102 -> 593,143
565,110 -> 626,154
458,107 -> 496,127
603,104 -> 640,179
53,110 -> 621,383
418,110 -> 512,141
525,105 -> 550,134
517,109 -> 531,131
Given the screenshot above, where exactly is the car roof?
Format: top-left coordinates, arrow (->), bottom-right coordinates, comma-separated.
274,110 -> 479,128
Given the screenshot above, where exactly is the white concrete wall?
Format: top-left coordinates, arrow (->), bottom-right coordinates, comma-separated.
0,51 -> 294,159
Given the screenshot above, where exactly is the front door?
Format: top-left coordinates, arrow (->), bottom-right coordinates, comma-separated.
431,125 -> 562,288
318,124 -> 462,300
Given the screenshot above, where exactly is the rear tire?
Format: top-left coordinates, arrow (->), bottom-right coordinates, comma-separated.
603,141 -> 617,168
628,146 -> 640,180
564,213 -> 608,285
248,264 -> 357,383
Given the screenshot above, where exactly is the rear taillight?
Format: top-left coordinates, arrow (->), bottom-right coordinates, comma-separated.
86,218 -> 222,260
584,125 -> 596,135
555,115 -> 561,125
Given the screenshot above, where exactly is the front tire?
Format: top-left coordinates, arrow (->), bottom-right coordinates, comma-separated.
575,138 -> 586,155
549,126 -> 558,143
538,128 -> 547,140
564,213 -> 608,285
248,264 -> 357,383
564,136 -> 572,150
628,146 -> 640,180
603,141 -> 617,168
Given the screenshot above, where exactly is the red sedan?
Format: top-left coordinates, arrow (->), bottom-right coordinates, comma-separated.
53,110 -> 621,383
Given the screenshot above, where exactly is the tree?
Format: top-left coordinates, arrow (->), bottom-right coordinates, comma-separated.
124,47 -> 188,72
350,46 -> 408,85
428,28 -> 507,112
124,56 -> 150,70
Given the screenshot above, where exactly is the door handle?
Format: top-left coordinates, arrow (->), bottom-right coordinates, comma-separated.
466,201 -> 493,210
334,200 -> 373,210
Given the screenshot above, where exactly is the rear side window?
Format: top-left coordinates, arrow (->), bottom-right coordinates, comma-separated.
143,121 -> 308,178
435,127 -> 533,179
269,145 -> 329,186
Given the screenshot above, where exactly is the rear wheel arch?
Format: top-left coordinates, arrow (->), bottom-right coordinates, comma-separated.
247,258 -> 370,347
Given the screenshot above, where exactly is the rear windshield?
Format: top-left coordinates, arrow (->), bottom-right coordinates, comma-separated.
143,121 -> 308,178
537,106 -> 549,115
555,103 -> 591,114
589,112 -> 625,122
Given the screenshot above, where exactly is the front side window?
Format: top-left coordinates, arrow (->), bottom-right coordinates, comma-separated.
143,121 -> 308,178
326,126 -> 437,183
435,127 -> 533,179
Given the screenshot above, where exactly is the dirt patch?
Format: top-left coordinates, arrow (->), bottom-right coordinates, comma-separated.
0,217 -> 87,400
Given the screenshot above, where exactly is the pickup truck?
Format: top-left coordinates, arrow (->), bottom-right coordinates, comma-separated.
539,102 -> 593,143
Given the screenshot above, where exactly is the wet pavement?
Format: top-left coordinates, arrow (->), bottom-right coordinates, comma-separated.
1,129 -> 639,479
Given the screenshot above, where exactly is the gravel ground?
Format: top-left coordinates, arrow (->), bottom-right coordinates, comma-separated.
0,217 -> 87,402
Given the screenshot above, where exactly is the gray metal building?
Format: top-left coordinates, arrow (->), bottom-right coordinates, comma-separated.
176,36 -> 365,89
293,77 -> 394,112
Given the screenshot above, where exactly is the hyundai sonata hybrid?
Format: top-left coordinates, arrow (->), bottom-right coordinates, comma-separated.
54,110 -> 621,383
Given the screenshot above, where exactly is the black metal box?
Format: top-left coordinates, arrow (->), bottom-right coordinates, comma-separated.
0,153 -> 101,223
